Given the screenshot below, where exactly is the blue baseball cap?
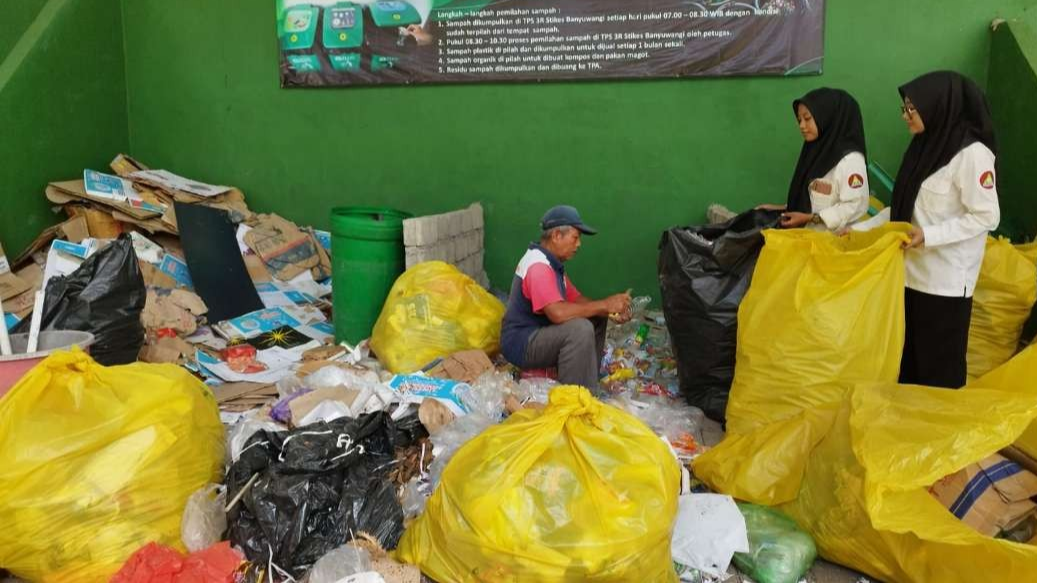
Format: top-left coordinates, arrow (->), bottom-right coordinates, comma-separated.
540,205 -> 598,235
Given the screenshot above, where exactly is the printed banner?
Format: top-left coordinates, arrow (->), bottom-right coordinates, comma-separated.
276,0 -> 825,87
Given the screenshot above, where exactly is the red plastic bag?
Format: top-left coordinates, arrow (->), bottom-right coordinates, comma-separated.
110,542 -> 243,583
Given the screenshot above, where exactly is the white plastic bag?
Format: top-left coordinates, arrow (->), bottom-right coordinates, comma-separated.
226,412 -> 285,463
308,546 -> 372,583
180,484 -> 227,553
671,494 -> 749,577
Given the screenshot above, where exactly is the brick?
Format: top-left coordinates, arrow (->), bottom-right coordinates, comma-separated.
468,231 -> 483,255
450,211 -> 464,238
404,216 -> 439,247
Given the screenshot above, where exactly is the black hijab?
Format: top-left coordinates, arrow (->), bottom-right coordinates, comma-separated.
890,71 -> 998,221
786,88 -> 868,213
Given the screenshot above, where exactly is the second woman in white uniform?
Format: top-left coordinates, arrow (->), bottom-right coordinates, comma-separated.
853,70 -> 1000,388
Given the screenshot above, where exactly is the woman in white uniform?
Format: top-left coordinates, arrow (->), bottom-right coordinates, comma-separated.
761,88 -> 870,231
860,71 -> 1000,388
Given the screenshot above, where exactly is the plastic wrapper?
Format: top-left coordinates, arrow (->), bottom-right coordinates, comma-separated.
226,412 -> 285,463
181,484 -> 227,553
427,412 -> 497,487
658,209 -> 779,421
371,261 -> 505,373
299,400 -> 355,425
400,477 -> 430,519
270,388 -> 312,423
308,547 -> 373,583
14,235 -> 146,365
276,374 -> 306,398
732,504 -> 816,583
612,394 -> 705,457
396,386 -> 681,582
226,412 -> 423,577
514,376 -> 557,405
967,237 -> 1037,380
307,364 -> 382,390
110,542 -> 243,583
0,351 -> 224,582
458,375 -> 507,419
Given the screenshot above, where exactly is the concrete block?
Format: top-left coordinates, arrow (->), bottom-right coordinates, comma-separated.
450,211 -> 464,238
469,231 -> 483,255
404,216 -> 440,247
471,203 -> 484,230
460,208 -> 474,232
403,219 -> 417,246
405,246 -> 432,268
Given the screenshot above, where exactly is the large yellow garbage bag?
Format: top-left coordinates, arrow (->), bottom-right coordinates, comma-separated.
780,352 -> 1037,583
966,237 -> 1037,381
0,350 -> 224,583
371,261 -> 505,373
969,331 -> 1037,462
694,226 -> 909,503
725,226 -> 909,436
395,387 -> 681,582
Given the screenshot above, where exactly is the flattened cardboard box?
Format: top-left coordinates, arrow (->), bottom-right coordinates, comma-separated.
47,180 -> 160,221
427,350 -> 494,384
11,215 -> 89,269
0,242 -> 30,301
244,214 -> 320,281
4,263 -> 42,318
930,453 -> 1037,536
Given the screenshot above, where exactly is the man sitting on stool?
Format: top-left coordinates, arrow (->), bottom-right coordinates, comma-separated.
500,205 -> 632,390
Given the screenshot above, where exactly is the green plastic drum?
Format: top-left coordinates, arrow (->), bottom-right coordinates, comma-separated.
331,207 -> 411,345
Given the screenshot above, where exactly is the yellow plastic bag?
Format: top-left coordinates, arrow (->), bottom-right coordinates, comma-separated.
371,261 -> 505,373
395,387 -> 681,582
779,351 -> 1037,583
696,225 -> 909,503
966,237 -> 1037,380
725,226 -> 909,434
0,350 -> 224,582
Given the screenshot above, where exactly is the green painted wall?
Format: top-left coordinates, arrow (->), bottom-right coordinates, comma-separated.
121,0 -> 1037,299
989,16 -> 1037,241
0,0 -> 47,60
0,0 -> 129,256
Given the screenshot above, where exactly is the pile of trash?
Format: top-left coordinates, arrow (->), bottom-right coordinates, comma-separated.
0,154 -> 339,404
24,172 -> 1027,583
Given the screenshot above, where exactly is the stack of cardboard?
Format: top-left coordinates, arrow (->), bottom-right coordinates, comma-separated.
1,154 -> 338,413
930,453 -> 1037,541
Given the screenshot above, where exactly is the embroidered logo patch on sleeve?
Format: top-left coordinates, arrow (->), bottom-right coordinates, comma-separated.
980,170 -> 995,190
848,173 -> 864,189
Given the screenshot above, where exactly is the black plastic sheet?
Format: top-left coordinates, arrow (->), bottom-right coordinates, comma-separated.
15,235 -> 145,365
658,209 -> 779,422
226,411 -> 425,577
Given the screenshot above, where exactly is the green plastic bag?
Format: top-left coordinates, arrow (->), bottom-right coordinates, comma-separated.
733,504 -> 817,583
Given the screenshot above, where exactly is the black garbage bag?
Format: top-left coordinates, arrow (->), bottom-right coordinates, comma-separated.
658,209 -> 780,422
14,235 -> 145,365
226,411 -> 423,577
